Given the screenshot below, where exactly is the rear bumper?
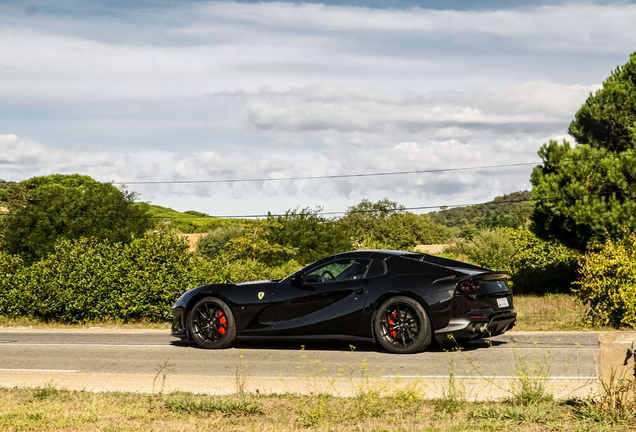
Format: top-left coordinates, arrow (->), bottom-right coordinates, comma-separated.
434,310 -> 517,344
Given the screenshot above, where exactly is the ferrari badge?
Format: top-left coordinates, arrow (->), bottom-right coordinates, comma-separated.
258,292 -> 265,300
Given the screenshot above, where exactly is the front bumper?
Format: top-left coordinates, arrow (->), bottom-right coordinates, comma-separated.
171,306 -> 188,339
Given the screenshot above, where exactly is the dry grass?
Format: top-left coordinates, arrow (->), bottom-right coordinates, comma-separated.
0,385 -> 634,431
512,294 -> 623,331
0,315 -> 171,331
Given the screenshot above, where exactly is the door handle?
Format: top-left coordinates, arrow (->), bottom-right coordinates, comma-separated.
354,288 -> 364,295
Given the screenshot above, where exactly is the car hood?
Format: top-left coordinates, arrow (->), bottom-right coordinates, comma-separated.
172,279 -> 281,309
235,280 -> 281,286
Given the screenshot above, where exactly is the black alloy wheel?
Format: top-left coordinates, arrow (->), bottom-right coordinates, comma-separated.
188,297 -> 236,349
374,296 -> 432,354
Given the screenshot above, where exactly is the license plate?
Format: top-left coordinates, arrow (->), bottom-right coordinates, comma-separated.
497,297 -> 509,308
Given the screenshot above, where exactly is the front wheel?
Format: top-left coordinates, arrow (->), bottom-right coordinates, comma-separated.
374,296 -> 432,354
188,297 -> 236,349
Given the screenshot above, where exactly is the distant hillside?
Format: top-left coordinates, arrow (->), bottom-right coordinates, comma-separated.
142,204 -> 237,233
429,191 -> 533,229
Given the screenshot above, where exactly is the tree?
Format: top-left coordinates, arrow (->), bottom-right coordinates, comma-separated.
430,191 -> 533,229
569,52 -> 636,152
341,198 -> 453,250
340,198 -> 406,242
268,207 -> 352,265
531,52 -> 636,251
0,179 -> 12,204
446,228 -> 515,271
377,212 -> 453,250
196,225 -> 246,260
0,174 -> 154,262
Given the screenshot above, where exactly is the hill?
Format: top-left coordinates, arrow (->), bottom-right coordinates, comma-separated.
429,191 -> 533,229
143,204 -> 226,233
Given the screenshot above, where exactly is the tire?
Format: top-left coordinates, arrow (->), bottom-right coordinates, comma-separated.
374,296 -> 432,354
187,297 -> 236,349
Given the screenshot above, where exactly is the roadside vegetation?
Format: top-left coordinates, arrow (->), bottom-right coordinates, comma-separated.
0,379 -> 634,431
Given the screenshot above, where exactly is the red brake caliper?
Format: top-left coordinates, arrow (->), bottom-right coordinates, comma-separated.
218,311 -> 227,335
388,311 -> 397,339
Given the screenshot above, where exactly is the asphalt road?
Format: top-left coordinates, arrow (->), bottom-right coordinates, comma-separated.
0,330 -> 599,379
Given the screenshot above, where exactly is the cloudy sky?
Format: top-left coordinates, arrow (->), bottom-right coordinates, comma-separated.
1,0 -> 635,217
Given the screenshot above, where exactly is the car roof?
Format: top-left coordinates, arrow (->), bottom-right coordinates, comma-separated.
331,250 -> 422,259
331,249 -> 489,272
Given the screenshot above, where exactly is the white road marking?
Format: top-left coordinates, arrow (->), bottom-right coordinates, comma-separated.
0,368 -> 79,373
382,375 -> 597,380
0,343 -> 171,347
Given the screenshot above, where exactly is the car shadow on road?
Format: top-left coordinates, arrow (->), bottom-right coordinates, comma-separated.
169,337 -> 509,353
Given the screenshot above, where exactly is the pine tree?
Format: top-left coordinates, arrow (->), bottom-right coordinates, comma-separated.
531,52 -> 636,250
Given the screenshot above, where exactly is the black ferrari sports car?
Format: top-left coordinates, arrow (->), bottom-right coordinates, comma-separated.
171,250 -> 516,354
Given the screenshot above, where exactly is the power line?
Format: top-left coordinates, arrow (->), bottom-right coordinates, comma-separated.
109,152 -> 629,185
0,191 -> 623,220
112,161 -> 541,185
1,154 -> 628,219
0,196 -> 541,220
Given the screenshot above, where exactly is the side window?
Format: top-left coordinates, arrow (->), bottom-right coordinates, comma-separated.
365,259 -> 387,278
303,259 -> 371,283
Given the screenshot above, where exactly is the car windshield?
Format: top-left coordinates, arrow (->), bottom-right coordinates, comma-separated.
303,258 -> 371,283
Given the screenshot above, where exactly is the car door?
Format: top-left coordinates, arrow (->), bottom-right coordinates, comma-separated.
270,258 -> 370,336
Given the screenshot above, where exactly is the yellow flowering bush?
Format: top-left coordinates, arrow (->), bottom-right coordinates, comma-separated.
574,232 -> 636,328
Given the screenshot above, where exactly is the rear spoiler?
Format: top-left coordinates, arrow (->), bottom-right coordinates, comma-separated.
417,253 -> 490,272
468,271 -> 508,281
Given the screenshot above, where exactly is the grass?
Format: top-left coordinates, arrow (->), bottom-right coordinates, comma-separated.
0,315 -> 171,331
0,385 -> 634,431
145,203 -> 243,233
507,346 -> 554,405
512,294 -> 626,331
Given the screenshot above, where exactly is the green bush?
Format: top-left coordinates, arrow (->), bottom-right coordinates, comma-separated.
508,229 -> 579,295
197,208 -> 352,267
222,220 -> 298,266
204,254 -> 301,284
445,228 -> 515,270
0,174 -> 154,262
0,232 -> 203,322
197,226 -> 246,259
0,231 -> 301,323
574,232 -> 636,328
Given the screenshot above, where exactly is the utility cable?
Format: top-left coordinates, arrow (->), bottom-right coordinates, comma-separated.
0,194 -> 599,220
110,153 -> 628,185
111,161 -> 541,185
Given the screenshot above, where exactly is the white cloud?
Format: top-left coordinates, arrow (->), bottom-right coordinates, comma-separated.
0,134 -> 127,179
0,134 -> 46,166
188,2 -> 636,53
0,1 -> 628,215
0,130 -> 542,216
0,2 -> 630,101
238,81 -> 596,136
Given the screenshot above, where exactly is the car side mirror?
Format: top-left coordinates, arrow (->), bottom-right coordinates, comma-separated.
290,272 -> 303,288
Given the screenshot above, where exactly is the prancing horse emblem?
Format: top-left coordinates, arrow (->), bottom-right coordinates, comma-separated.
258,292 -> 265,300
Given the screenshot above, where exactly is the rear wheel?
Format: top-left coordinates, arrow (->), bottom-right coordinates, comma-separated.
188,297 -> 236,349
374,296 -> 431,354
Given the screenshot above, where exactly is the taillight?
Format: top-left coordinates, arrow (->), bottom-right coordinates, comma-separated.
457,278 -> 482,293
